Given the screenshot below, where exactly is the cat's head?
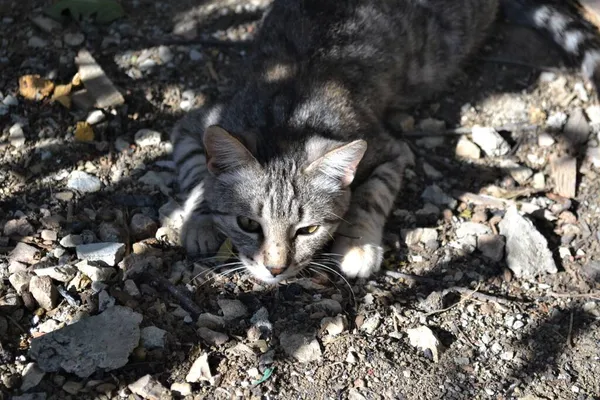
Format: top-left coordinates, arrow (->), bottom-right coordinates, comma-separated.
203,125 -> 366,284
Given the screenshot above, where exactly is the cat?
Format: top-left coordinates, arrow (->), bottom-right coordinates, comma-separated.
172,0 -> 600,284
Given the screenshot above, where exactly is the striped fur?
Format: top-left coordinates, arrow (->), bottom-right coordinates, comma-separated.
172,0 -> 600,283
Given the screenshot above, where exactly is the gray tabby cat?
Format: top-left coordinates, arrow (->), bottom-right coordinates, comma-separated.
172,0 -> 600,284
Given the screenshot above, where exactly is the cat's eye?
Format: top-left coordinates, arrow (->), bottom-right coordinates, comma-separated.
237,216 -> 262,233
296,225 -> 320,236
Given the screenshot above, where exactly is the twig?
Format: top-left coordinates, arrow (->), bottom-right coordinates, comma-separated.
567,310 -> 574,348
424,284 -> 482,316
384,270 -> 440,284
140,272 -> 202,317
447,286 -> 514,307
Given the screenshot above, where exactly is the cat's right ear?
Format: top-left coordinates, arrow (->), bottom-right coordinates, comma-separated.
203,125 -> 258,175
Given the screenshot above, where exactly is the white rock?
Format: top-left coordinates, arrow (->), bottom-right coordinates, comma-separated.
128,374 -> 170,399
138,59 -> 157,71
9,271 -> 30,295
456,222 -> 492,238
75,260 -> 116,281
171,382 -> 192,396
546,112 -> 567,131
76,243 -> 125,267
2,94 -> 18,107
30,276 -> 59,310
532,172 -> 545,189
499,206 -> 557,278
66,171 -> 102,193
186,353 -> 213,383
134,129 -> 162,147
157,45 -> 173,63
41,230 -> 57,241
499,160 -> 533,185
585,105 -> 600,125
9,122 -> 26,148
60,234 -> 83,248
587,147 -> 600,169
321,315 -> 347,336
34,265 -> 77,283
455,137 -> 481,159
471,126 -> 510,157
406,325 -> 444,363
85,110 -> 105,125
124,279 -> 141,297
279,331 -> 322,362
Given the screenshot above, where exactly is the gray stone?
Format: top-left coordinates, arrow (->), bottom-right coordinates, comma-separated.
9,271 -> 31,295
158,45 -> 173,63
134,129 -> 162,147
76,243 -> 125,267
30,306 -> 142,377
34,265 -> 77,282
97,290 -> 115,312
60,234 -> 83,248
3,94 -> 18,107
128,374 -> 170,400
587,146 -> 600,169
10,242 -> 40,264
63,32 -> 84,46
217,299 -> 248,320
198,327 -> 229,346
9,122 -> 26,148
471,126 -> 510,157
196,313 -> 226,330
564,108 -> 590,146
30,276 -> 59,310
62,381 -> 83,395
140,326 -> 167,349
12,394 -> 46,400
189,49 -> 203,61
4,218 -> 34,236
130,214 -> 158,240
422,162 -> 442,179
499,206 -> 557,278
124,279 -> 141,297
308,299 -> 343,315
138,59 -> 157,71
28,36 -> 47,48
279,331 -> 322,363
66,171 -> 102,193
20,363 -> 45,391
477,234 -> 505,262
421,185 -> 457,209
98,222 -> 125,243
40,230 -> 57,241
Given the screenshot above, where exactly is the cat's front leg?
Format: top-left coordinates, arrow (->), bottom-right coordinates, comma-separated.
180,183 -> 221,256
332,141 -> 412,278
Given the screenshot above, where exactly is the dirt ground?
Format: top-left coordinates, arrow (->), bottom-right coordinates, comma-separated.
0,1 -> 599,400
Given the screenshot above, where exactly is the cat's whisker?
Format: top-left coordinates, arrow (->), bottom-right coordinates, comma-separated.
192,262 -> 244,281
323,210 -> 351,225
309,261 -> 356,307
195,266 -> 248,289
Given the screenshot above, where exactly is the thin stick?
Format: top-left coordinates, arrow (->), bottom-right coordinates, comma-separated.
567,311 -> 574,348
425,284 -> 482,317
140,272 -> 202,317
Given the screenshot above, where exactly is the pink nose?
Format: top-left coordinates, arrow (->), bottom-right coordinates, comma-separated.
267,266 -> 285,276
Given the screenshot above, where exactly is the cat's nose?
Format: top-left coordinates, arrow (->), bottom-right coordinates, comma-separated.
266,265 -> 286,277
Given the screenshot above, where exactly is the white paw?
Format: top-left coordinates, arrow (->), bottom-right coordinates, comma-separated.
332,237 -> 383,278
181,215 -> 221,256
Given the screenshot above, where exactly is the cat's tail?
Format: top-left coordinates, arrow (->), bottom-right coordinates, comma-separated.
500,0 -> 600,87
171,104 -> 223,194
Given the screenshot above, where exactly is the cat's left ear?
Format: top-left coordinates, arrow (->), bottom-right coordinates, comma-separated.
305,138 -> 367,188
203,125 -> 258,175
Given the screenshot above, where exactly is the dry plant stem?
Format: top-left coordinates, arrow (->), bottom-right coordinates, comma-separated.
425,283 -> 482,317
141,272 -> 202,317
567,310 -> 574,348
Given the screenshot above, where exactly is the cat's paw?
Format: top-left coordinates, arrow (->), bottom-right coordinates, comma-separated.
331,237 -> 383,279
181,215 -> 221,256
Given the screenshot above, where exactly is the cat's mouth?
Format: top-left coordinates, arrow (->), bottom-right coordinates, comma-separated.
238,254 -> 306,284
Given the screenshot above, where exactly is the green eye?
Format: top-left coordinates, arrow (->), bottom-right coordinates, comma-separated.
237,216 -> 262,233
296,225 -> 319,236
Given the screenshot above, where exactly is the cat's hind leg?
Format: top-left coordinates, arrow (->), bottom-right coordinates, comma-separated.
332,139 -> 414,278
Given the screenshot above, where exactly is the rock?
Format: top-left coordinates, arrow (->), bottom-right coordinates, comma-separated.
12,394 -> 46,400
29,276 -> 59,310
30,306 -> 142,378
406,325 -> 445,363
217,299 -> 248,320
538,132 -> 555,147
348,388 -> 367,400
40,230 -> 57,241
189,49 -> 203,61
158,45 -> 173,63
456,222 -> 492,238
98,222 -> 125,243
140,326 -> 167,349
477,234 -> 505,262
138,59 -> 157,71
9,271 -> 30,295
158,199 -> 185,230
551,155 -> 577,199
0,292 -> 22,311
134,129 -> 162,147
532,172 -> 546,189
581,261 -> 600,282
9,122 -> 26,148
75,49 -> 125,109
66,171 -> 102,193
279,331 -> 322,363
28,36 -> 47,48
421,185 -> 457,209
417,118 -> 445,133
171,382 -> 192,396
186,353 -> 213,383
499,160 -> 533,185
38,319 -> 61,333
124,280 -> 141,297
10,242 -> 40,264
3,94 -> 19,107
75,260 -> 116,281
4,218 -> 34,236
130,214 -> 158,240
546,111 -> 568,130
128,374 -> 170,400
422,162 -> 442,179
499,206 -> 557,278
471,126 -> 511,157
76,243 -> 125,267
62,381 -> 83,395
97,290 -> 115,312
198,327 -> 229,346
63,32 -> 85,46
20,363 -> 45,391
60,234 -> 83,248
114,137 -> 130,152
321,315 -> 346,336
564,108 -> 590,146
86,110 -> 105,125
196,313 -> 226,330
587,146 -> 600,168
308,299 -> 342,315
359,314 -> 380,334
455,137 -> 481,159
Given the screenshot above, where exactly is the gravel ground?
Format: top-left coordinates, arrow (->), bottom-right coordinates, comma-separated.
1,1 -> 599,400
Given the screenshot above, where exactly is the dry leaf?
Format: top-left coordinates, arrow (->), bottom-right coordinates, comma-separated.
74,121 -> 94,142
71,72 -> 82,87
19,74 -> 55,101
51,83 -> 72,109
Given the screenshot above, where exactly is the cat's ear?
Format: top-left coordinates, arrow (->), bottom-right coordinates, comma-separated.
305,139 -> 367,188
203,125 -> 258,175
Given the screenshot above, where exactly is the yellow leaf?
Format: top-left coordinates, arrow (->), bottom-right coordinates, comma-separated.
18,74 -> 55,101
52,83 -> 72,109
215,238 -> 236,260
459,209 -> 473,219
71,72 -> 81,87
75,121 -> 94,142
